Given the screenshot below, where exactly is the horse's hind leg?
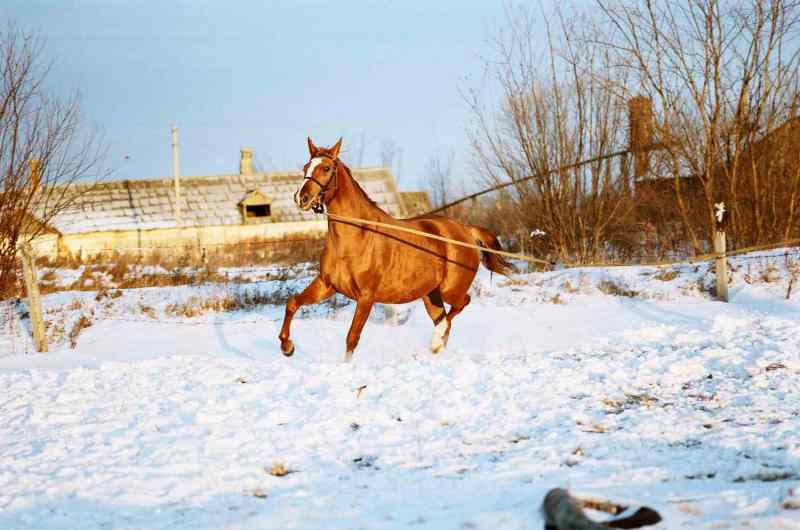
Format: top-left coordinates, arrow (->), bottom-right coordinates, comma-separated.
422,288 -> 448,353
279,276 -> 334,357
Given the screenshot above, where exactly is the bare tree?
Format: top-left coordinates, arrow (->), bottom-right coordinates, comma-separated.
425,148 -> 455,208
379,137 -> 403,179
596,0 -> 800,249
379,137 -> 396,168
339,130 -> 369,168
466,6 -> 637,263
351,130 -> 368,168
0,24 -> 106,295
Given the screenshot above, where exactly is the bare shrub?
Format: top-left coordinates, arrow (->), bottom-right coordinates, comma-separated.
68,314 -> 92,348
597,280 -> 639,298
68,266 -> 108,291
164,288 -> 292,319
549,293 -> 565,305
654,269 -> 680,282
267,463 -> 292,477
109,255 -> 130,284
788,259 -> 799,298
760,263 -> 781,283
32,236 -> 321,295
95,287 -> 122,302
138,303 -> 156,319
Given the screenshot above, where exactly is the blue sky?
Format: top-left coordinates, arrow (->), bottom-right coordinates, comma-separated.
1,0 -> 537,190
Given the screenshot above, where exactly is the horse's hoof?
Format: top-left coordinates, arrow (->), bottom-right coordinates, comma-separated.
281,340 -> 295,357
344,351 -> 353,363
431,344 -> 445,354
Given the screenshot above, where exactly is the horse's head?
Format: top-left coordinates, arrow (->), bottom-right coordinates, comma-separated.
295,137 -> 343,213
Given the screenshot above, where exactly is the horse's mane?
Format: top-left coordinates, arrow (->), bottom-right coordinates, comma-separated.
341,163 -> 379,209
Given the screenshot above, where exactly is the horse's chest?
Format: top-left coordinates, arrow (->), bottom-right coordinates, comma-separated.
321,252 -> 372,299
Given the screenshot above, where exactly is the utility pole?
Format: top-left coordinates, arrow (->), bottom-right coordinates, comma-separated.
171,124 -> 182,227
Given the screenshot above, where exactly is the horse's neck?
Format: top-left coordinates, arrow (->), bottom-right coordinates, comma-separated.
327,165 -> 389,221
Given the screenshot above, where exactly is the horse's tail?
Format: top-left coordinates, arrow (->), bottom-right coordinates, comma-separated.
468,225 -> 516,277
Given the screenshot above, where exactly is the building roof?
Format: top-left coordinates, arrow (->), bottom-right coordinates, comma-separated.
48,167 -> 407,234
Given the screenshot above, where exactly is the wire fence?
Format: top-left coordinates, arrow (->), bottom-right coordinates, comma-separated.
5,220 -> 800,354
65,236 -> 324,255
13,224 -> 800,297
325,212 -> 800,269
93,315 -> 282,326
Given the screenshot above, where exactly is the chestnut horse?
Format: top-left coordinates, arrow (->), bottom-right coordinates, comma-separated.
279,137 -> 514,362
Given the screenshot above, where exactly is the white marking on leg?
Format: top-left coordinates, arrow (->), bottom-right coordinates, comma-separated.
430,318 -> 448,353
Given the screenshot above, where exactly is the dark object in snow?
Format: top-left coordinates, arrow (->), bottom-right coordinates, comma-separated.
353,456 -> 378,469
542,488 -> 662,529
350,422 -> 360,431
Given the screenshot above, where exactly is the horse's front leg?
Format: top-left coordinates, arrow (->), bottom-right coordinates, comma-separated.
344,294 -> 375,362
279,276 -> 334,356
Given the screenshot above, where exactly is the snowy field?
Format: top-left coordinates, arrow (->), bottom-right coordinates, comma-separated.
1,251 -> 800,529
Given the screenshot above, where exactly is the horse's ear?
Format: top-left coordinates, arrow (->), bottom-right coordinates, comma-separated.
307,137 -> 318,156
330,137 -> 343,159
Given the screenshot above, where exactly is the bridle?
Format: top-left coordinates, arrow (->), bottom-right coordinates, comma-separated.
302,155 -> 339,214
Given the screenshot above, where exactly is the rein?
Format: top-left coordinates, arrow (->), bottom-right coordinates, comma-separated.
324,212 -> 737,268
325,212 -> 553,266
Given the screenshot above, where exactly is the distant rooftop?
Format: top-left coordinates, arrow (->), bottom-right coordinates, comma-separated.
49,167 -> 405,234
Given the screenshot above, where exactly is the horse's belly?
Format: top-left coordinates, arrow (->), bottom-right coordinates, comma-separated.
373,265 -> 441,304
322,240 -> 451,303
374,286 -> 433,304
325,263 -> 440,303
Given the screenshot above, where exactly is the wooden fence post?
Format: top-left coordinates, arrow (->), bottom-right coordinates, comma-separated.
19,244 -> 48,352
714,202 -> 729,302
714,230 -> 728,302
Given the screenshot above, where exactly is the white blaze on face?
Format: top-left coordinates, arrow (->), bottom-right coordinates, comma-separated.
304,157 -> 324,179
296,157 -> 325,206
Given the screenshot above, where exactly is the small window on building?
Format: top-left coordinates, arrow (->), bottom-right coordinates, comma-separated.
239,190 -> 273,224
245,204 -> 271,218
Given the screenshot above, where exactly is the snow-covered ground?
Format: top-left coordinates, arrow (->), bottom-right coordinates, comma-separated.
1,251 -> 800,529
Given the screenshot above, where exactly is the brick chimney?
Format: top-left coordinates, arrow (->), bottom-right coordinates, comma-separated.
29,159 -> 42,190
240,147 -> 254,175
